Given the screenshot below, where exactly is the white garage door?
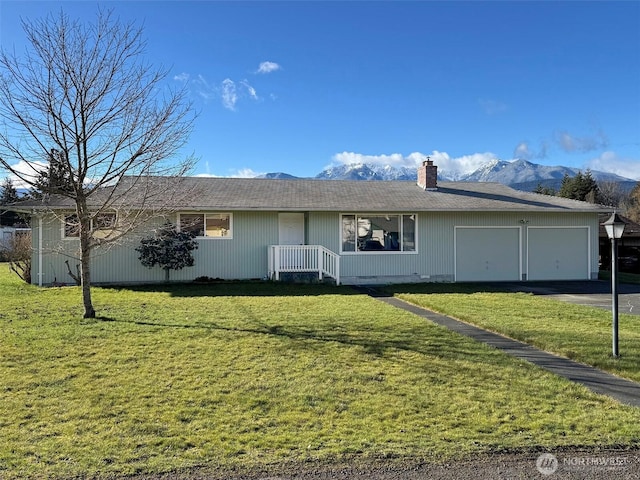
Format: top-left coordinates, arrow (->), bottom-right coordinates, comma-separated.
527,227 -> 590,281
455,227 -> 521,282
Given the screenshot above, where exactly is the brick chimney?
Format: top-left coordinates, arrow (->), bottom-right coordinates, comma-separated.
417,157 -> 437,190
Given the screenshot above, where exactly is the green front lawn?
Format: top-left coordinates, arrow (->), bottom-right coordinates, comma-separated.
600,270 -> 640,285
1,265 -> 640,479
384,283 -> 640,382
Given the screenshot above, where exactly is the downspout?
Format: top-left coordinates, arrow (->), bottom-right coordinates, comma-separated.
38,214 -> 43,287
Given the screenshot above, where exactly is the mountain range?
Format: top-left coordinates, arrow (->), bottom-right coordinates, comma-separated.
260,159 -> 637,192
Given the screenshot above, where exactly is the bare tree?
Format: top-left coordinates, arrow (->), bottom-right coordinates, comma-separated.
4,231 -> 32,284
0,9 -> 196,317
598,180 -> 630,210
627,182 -> 640,224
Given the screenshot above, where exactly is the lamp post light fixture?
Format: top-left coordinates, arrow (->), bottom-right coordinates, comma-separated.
602,212 -> 626,357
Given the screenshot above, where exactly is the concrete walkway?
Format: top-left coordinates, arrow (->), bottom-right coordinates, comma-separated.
361,288 -> 640,408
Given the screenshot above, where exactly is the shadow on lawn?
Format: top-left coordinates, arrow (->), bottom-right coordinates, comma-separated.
100,279 -> 633,299
382,281 -> 640,296
99,281 -> 360,298
97,314 -> 495,361
99,280 -> 537,299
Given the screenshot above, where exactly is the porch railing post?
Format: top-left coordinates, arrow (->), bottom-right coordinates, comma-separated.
274,246 -> 280,281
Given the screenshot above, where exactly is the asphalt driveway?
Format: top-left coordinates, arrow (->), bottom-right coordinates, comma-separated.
498,280 -> 640,316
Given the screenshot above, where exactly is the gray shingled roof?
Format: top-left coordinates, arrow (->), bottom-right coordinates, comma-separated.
10,177 -> 610,213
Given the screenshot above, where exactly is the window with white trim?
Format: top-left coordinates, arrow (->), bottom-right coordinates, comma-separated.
64,214 -> 80,238
94,212 -> 116,230
179,213 -> 232,238
63,212 -> 117,238
341,214 -> 416,253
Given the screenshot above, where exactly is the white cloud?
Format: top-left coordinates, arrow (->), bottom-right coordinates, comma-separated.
554,129 -> 608,153
511,129 -> 605,160
220,79 -> 260,109
187,75 -> 259,110
230,168 -> 264,178
513,140 -> 548,160
514,142 -> 533,159
193,168 -> 264,179
586,151 -> 640,181
432,151 -> 502,178
1,160 -> 47,189
331,152 -> 410,168
330,151 -> 499,179
221,78 -> 238,111
173,72 -> 190,82
193,172 -> 221,179
179,72 -> 262,110
240,79 -> 258,100
256,61 -> 281,74
478,98 -> 507,115
193,74 -> 216,102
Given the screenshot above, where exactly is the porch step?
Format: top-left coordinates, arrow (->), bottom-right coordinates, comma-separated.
268,245 -> 340,285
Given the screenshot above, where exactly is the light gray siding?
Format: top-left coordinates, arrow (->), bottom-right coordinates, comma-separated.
35,214 -> 82,285
307,212 -> 339,251
32,212 -> 280,285
338,211 -> 599,284
30,209 -> 601,286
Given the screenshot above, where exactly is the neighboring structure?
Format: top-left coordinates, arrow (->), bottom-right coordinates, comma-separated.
0,226 -> 31,252
9,161 -> 610,286
599,214 -> 640,273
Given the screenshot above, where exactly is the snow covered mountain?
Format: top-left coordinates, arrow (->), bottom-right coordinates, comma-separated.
308,159 -> 634,188
315,163 -> 417,181
257,172 -> 298,179
315,163 -> 382,181
460,159 -> 629,184
258,159 -> 635,191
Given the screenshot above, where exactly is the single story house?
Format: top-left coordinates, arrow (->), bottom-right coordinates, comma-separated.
11,161 -> 611,286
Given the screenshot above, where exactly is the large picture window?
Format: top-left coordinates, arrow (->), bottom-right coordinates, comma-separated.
179,213 -> 232,238
341,214 -> 416,253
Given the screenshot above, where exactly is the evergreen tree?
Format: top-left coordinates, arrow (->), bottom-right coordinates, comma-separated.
0,177 -> 20,226
533,182 -> 555,196
136,223 -> 199,282
557,170 -> 601,203
30,149 -> 74,198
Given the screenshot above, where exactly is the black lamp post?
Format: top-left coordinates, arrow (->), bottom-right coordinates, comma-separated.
602,213 -> 626,357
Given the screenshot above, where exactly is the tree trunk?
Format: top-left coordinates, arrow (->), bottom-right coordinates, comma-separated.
81,269 -> 95,318
164,267 -> 170,283
78,206 -> 96,318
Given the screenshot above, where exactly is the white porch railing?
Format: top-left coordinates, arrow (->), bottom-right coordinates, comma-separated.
268,245 -> 340,285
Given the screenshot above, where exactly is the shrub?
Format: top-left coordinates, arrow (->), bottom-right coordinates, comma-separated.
3,231 -> 32,283
136,222 -> 198,282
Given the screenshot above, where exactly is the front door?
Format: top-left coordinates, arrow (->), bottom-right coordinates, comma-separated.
278,213 -> 305,245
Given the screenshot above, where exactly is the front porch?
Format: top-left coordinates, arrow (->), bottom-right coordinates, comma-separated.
268,245 -> 340,285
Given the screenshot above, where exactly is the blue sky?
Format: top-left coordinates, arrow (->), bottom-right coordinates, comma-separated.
1,1 -> 639,181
